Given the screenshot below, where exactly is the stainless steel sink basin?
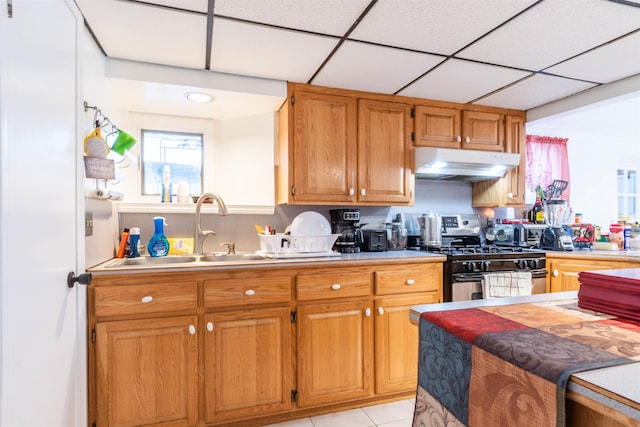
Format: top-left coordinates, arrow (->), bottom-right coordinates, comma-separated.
198,253 -> 268,262
108,255 -> 198,267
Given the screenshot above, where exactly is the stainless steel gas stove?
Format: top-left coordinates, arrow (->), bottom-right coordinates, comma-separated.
419,214 -> 547,302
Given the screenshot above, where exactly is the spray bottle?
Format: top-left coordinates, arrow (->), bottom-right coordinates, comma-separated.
148,217 -> 170,257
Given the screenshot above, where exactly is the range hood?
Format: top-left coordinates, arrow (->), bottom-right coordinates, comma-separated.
415,147 -> 520,182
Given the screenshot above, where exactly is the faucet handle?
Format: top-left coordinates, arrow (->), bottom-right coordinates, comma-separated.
220,242 -> 236,255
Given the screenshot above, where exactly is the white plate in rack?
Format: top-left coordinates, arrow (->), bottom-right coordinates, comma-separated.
289,211 -> 331,235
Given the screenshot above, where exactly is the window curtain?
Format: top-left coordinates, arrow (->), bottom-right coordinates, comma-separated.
525,135 -> 570,201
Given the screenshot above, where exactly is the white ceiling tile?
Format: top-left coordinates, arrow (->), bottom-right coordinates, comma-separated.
458,0 -> 640,71
210,19 -> 338,82
398,59 -> 531,103
349,0 -> 538,54
545,32 -> 640,84
214,0 -> 371,36
77,0 -> 207,69
475,74 -> 597,111
312,41 -> 444,94
136,0 -> 208,13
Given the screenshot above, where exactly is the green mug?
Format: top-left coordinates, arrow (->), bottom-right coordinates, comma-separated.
110,130 -> 137,155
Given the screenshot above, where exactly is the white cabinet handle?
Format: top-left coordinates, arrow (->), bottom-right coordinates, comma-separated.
406,279 -> 415,285
360,188 -> 366,197
245,289 -> 255,296
365,308 -> 371,317
456,135 -> 462,143
552,269 -> 559,277
465,136 -> 471,143
141,296 -> 153,303
207,322 -> 214,332
378,307 -> 384,316
188,325 -> 196,335
349,187 -> 355,196
331,283 -> 341,290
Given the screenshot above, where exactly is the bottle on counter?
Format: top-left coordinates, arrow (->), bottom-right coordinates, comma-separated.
148,216 -> 170,257
528,186 -> 545,224
161,164 -> 172,203
128,227 -> 141,258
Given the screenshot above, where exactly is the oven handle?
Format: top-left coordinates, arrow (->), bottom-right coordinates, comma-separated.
452,269 -> 548,282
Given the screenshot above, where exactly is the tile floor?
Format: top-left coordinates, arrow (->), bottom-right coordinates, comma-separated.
263,399 -> 415,427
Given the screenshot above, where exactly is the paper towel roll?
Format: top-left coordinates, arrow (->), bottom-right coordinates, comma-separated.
89,188 -> 124,201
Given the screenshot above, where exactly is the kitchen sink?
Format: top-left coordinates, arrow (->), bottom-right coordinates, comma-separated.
198,253 -> 268,262
103,253 -> 268,269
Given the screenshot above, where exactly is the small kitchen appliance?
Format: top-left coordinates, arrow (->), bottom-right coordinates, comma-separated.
540,199 -> 574,251
486,221 -> 547,248
329,209 -> 362,253
361,229 -> 388,252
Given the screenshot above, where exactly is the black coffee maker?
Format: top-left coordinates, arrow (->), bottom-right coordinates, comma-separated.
330,209 -> 362,253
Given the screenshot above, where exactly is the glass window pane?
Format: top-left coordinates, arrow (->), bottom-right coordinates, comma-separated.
141,130 -> 203,196
617,169 -> 625,193
628,170 -> 637,194
628,196 -> 637,217
618,195 -> 625,217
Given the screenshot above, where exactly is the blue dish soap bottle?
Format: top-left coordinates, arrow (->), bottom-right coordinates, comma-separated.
148,217 -> 170,257
128,227 -> 141,258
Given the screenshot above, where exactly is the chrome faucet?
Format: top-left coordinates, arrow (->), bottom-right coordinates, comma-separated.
194,193 -> 229,255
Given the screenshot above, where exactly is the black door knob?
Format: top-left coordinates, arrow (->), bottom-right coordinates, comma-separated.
67,271 -> 92,288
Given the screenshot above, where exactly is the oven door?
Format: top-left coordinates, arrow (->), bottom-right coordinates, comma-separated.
451,270 -> 547,302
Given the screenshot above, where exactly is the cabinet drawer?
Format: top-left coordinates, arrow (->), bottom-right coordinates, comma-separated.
297,272 -> 371,301
375,264 -> 441,296
94,282 -> 197,317
205,277 -> 291,309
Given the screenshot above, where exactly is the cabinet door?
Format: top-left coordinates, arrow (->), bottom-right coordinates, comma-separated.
414,105 -> 461,148
291,91 -> 357,203
374,294 -> 438,394
358,99 -> 413,204
462,111 -> 504,151
204,308 -> 292,424
95,316 -> 198,427
471,115 -> 525,207
549,260 -> 627,292
297,301 -> 374,407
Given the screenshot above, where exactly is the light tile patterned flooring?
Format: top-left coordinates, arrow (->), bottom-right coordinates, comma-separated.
263,399 -> 415,427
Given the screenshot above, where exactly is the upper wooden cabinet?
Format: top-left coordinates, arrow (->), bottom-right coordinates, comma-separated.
414,106 -> 504,151
277,83 -> 413,206
472,115 -> 526,207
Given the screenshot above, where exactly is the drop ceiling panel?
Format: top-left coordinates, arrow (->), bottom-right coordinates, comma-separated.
545,32 -> 640,84
312,41 -> 444,94
475,74 -> 597,111
77,0 -> 207,69
138,0 -> 208,13
458,0 -> 640,71
398,59 -> 531,103
349,0 -> 538,54
213,0 -> 371,36
210,19 -> 338,82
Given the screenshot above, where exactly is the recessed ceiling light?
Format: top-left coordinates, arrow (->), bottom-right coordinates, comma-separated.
185,92 -> 214,103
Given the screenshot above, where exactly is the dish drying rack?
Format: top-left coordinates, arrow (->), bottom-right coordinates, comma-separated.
257,234 -> 340,258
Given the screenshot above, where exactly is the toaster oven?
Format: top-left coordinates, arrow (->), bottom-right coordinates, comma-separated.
487,224 -> 547,248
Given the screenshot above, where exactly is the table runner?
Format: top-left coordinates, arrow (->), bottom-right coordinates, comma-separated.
412,299 -> 640,427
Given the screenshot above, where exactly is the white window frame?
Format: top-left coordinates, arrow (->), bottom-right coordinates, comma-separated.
617,167 -> 637,221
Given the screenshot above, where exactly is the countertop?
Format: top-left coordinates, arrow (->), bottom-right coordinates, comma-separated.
546,248 -> 640,261
410,291 -> 640,423
88,250 -> 447,274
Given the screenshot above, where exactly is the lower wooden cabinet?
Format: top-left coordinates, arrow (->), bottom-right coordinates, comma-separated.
89,260 -> 443,426
297,300 -> 374,408
95,315 -> 198,427
203,307 -> 292,423
548,257 -> 630,292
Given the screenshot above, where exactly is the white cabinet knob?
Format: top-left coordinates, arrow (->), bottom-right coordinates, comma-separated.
360,188 -> 366,197
141,296 -> 153,303
245,289 -> 255,296
552,269 -> 559,277
465,136 -> 471,143
331,283 -> 341,290
378,307 -> 384,316
406,279 -> 415,285
507,192 -> 514,199
188,325 -> 196,335
365,308 -> 371,317
456,135 -> 462,143
207,322 -> 214,332
349,187 -> 355,196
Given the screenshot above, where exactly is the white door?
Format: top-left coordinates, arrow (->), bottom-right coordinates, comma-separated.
0,1 -> 85,426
